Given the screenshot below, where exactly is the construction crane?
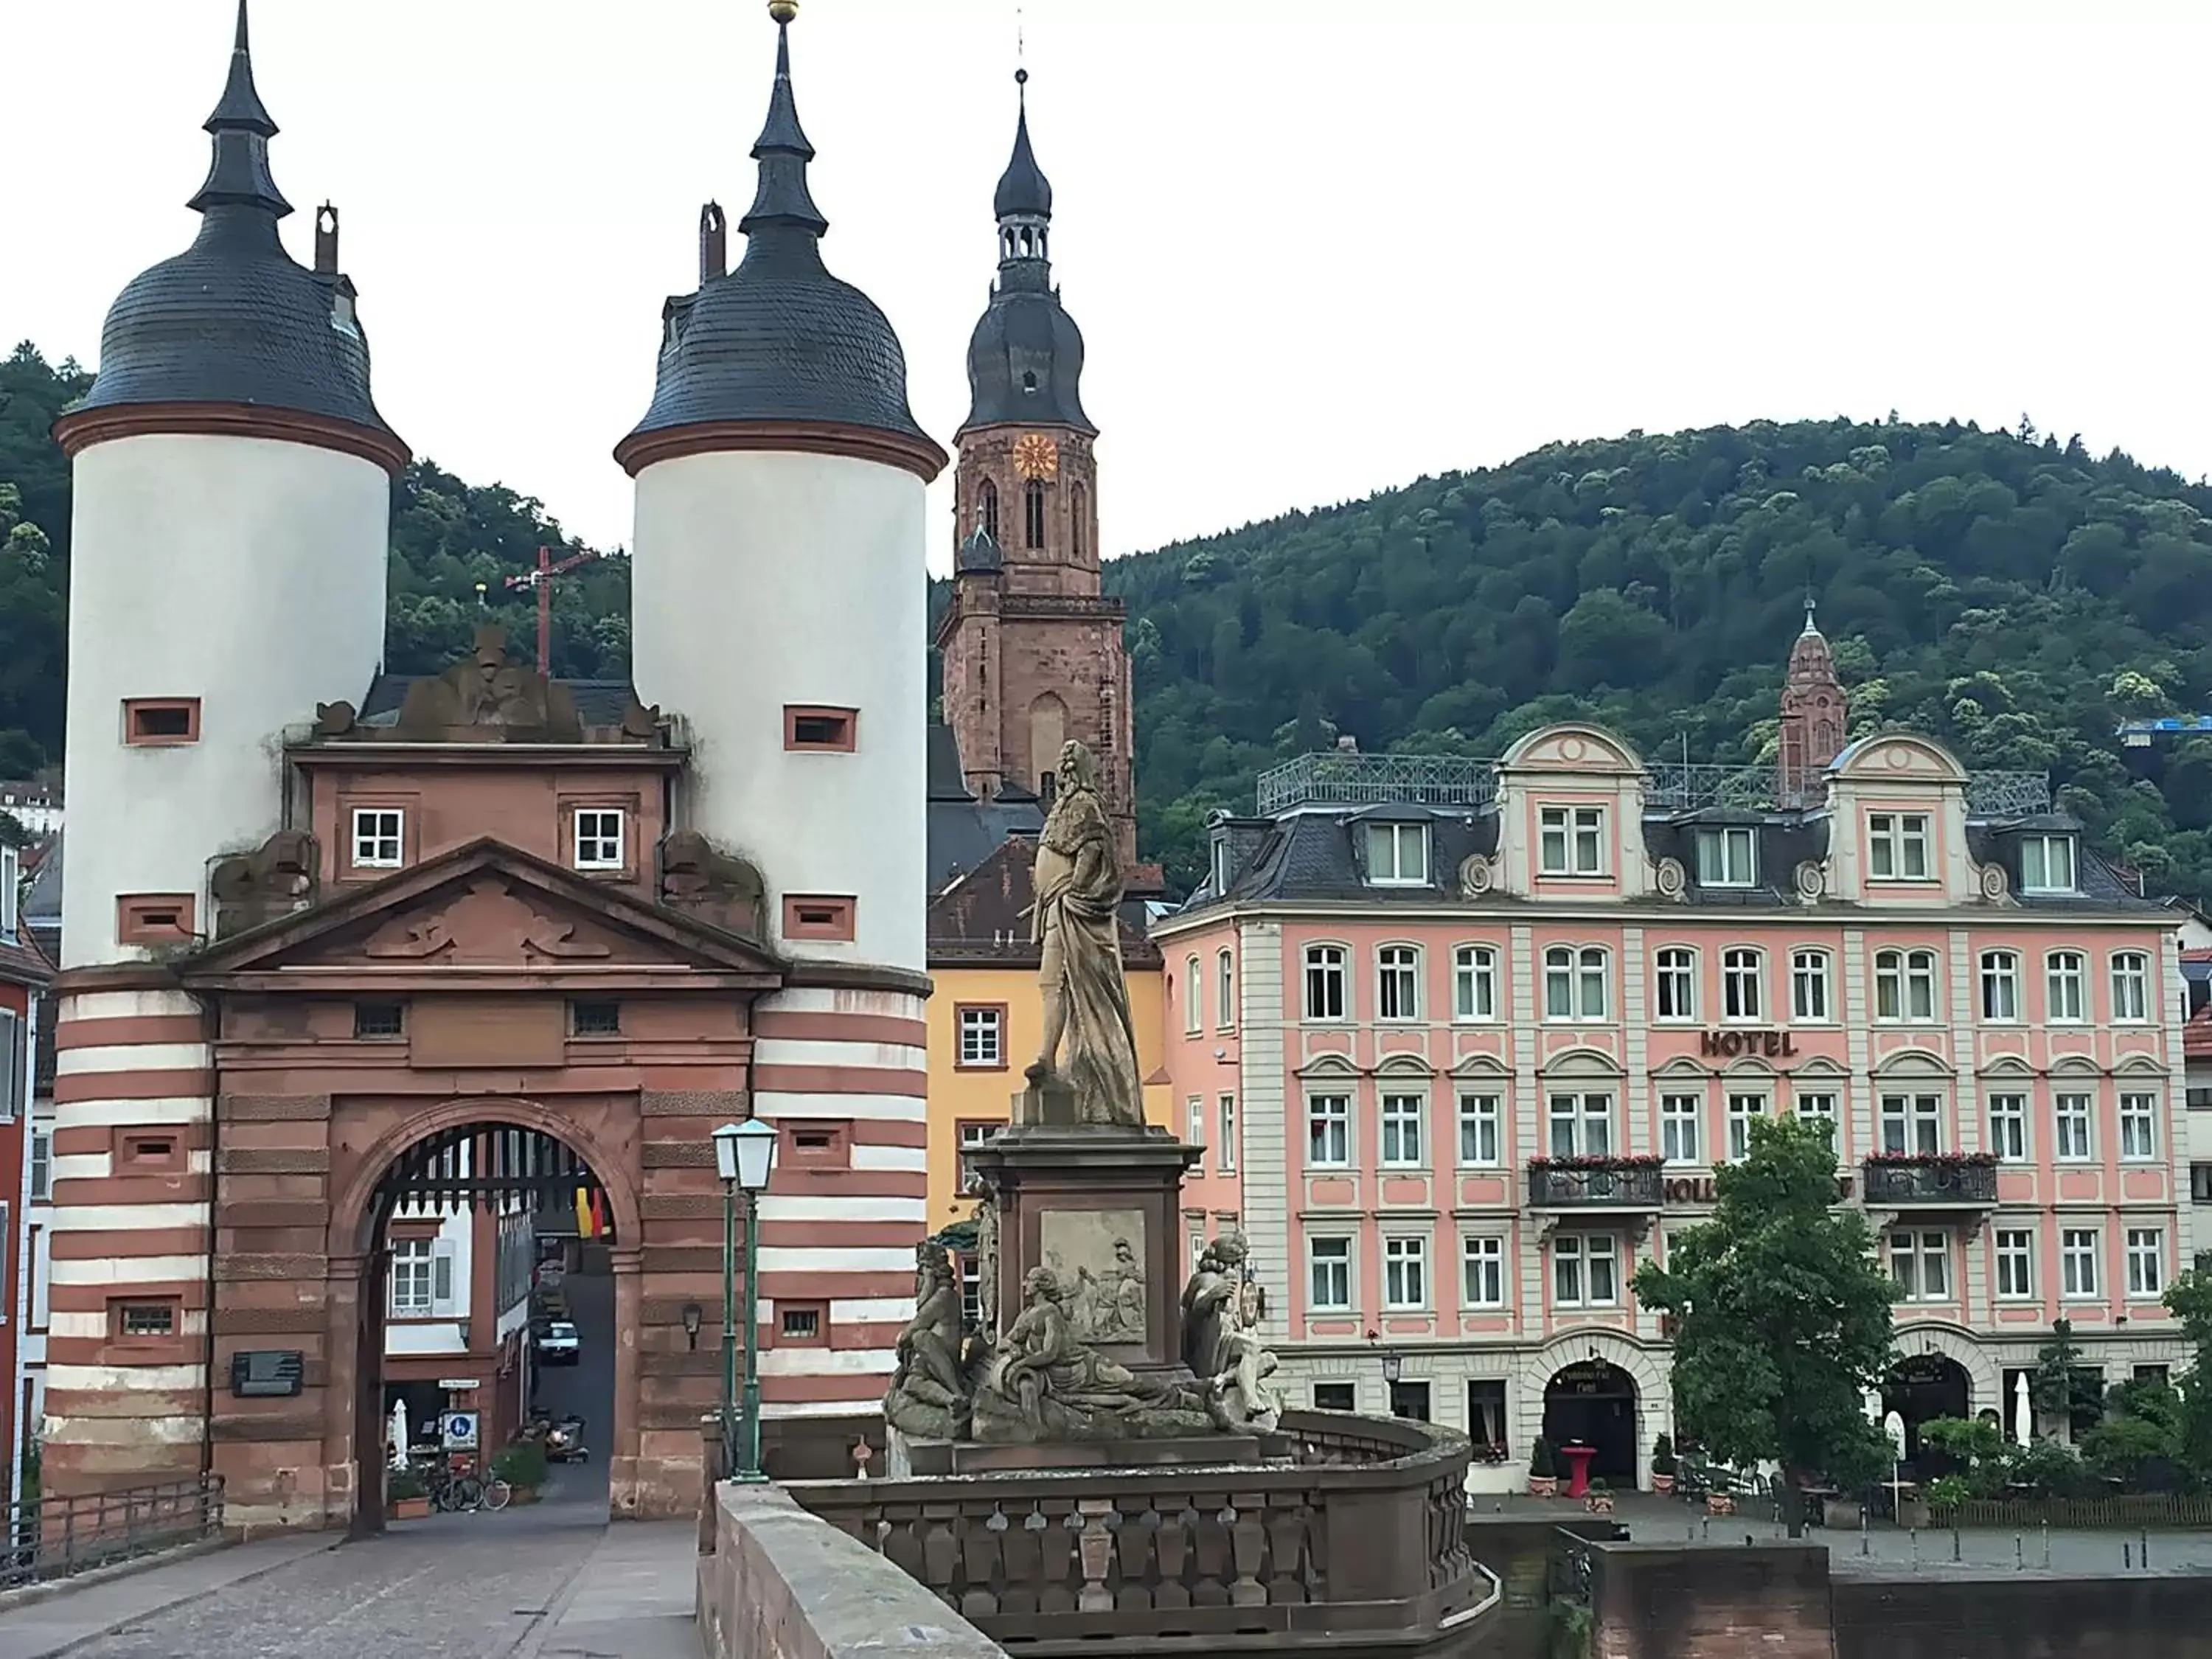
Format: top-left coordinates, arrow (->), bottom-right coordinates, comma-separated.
504,544 -> 599,675
2116,717 -> 2212,749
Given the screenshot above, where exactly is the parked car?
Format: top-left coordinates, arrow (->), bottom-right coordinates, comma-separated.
535,1321 -> 580,1366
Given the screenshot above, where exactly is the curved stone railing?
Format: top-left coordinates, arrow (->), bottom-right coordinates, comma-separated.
785,1411 -> 1481,1650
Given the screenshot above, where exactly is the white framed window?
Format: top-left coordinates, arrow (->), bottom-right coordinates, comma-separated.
2126,1228 -> 2165,1298
1366,821 -> 1430,886
1722,948 -> 1764,1020
2060,1227 -> 2100,1299
352,807 -> 404,869
2118,1092 -> 2157,1161
1888,1230 -> 1950,1301
29,1128 -> 51,1201
1725,1093 -> 1767,1162
573,808 -> 624,870
1660,1092 -> 1703,1164
2053,1092 -> 2094,1161
2045,951 -> 2087,1023
1308,1237 -> 1353,1310
1307,1094 -> 1351,1167
958,1121 -> 995,1194
1453,945 -> 1498,1022
1304,945 -> 1348,1021
1874,948 -> 1938,1022
1377,945 -> 1422,1022
1979,950 -> 2020,1022
1457,1093 -> 1501,1167
1382,1235 -> 1429,1310
2020,833 -> 2076,894
1463,1237 -> 1506,1308
1538,805 -> 1607,876
1380,1092 -> 1425,1167
1553,1234 -> 1618,1307
1184,956 -> 1202,1034
1543,945 -> 1609,1020
1547,1092 -> 1613,1158
1988,1093 -> 2028,1162
1994,1228 -> 2036,1300
389,1237 -> 453,1318
957,1006 -> 1004,1067
1879,1092 -> 1943,1156
1794,1092 -> 1837,1138
2110,953 -> 2150,1023
1868,811 -> 1930,880
1217,1094 -> 1239,1172
1186,1096 -> 1206,1149
1654,947 -> 1696,1021
1791,950 -> 1832,1022
1696,825 -> 1756,887
1216,949 -> 1237,1029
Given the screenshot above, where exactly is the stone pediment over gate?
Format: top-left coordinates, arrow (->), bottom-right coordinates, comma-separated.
178,835 -> 783,985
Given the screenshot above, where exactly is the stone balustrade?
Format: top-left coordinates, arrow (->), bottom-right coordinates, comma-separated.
782,1411 -> 1481,1649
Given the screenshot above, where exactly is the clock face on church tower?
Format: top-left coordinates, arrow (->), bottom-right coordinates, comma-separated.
1012,433 -> 1060,481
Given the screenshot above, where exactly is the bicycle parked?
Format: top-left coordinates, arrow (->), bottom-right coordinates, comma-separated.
412,1456 -> 511,1514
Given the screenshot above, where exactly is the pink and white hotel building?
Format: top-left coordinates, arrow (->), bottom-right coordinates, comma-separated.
1157,636 -> 2191,1494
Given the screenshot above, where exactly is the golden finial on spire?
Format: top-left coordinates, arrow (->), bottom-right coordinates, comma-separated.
768,0 -> 799,22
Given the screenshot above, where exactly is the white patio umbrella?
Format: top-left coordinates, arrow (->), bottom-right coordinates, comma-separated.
2012,1371 -> 2034,1447
389,1399 -> 410,1470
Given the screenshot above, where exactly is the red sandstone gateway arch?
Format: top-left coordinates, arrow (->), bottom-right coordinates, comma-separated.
330,1102 -> 643,1537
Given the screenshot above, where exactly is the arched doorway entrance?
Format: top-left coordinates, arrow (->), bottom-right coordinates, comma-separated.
347,1121 -> 620,1539
1883,1354 -> 1971,1476
1543,1360 -> 1639,1486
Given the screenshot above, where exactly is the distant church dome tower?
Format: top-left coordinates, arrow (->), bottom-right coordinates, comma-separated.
42,0 -> 406,1498
937,69 -> 1138,869
1778,595 -> 1847,805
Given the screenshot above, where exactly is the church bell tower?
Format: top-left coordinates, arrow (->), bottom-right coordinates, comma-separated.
935,70 -> 1138,871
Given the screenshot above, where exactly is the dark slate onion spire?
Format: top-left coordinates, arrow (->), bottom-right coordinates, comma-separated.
188,0 -> 291,220
739,13 -> 828,240
994,69 -> 1053,222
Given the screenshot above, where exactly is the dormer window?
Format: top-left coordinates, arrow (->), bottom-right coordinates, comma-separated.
1696,826 -> 1756,887
2020,833 -> 2076,894
1867,812 -> 1930,880
1210,835 -> 1231,897
1365,821 -> 1429,886
1539,806 -> 1605,876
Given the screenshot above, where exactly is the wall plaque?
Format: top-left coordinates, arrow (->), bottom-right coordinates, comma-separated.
229,1349 -> 305,1399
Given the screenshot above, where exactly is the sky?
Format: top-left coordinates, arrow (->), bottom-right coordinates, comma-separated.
7,1 -> 2212,572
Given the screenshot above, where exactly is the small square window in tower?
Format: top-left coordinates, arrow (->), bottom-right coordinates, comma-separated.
574,809 -> 625,871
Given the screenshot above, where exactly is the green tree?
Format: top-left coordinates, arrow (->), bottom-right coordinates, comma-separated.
2164,1267 -> 2212,1483
1632,1113 -> 1896,1535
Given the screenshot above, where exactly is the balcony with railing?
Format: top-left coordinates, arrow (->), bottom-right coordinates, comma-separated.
1526,1156 -> 1665,1211
1861,1153 -> 2000,1208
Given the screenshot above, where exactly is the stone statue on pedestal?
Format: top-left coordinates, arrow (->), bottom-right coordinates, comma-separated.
883,1240 -> 972,1441
1205,1276 -> 1282,1435
1180,1231 -> 1249,1381
969,1267 -> 1211,1443
1027,740 -> 1144,1129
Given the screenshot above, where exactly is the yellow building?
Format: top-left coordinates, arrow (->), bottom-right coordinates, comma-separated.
923,838 -> 1170,1237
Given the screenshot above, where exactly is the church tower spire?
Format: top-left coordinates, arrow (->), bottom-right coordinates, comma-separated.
1778,594 -> 1847,806
937,65 -> 1140,877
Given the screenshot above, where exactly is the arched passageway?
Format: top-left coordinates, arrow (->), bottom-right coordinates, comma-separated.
1883,1353 -> 1972,1475
1543,1360 -> 1640,1486
348,1121 -> 621,1538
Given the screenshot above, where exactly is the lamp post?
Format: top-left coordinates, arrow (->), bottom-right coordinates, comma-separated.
712,1119 -> 779,1484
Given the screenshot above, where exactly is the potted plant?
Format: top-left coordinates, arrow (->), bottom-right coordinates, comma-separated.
1584,1476 -> 1615,1516
1528,1436 -> 1558,1498
493,1440 -> 549,1505
1705,1470 -> 1736,1516
387,1467 -> 429,1521
1650,1434 -> 1677,1496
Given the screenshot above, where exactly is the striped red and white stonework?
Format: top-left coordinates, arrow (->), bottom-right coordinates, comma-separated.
41,987 -> 215,1488
750,984 -> 927,1413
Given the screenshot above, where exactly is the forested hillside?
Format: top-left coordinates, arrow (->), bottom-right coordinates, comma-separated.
11,337 -> 2212,904
1104,417 -> 2212,895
